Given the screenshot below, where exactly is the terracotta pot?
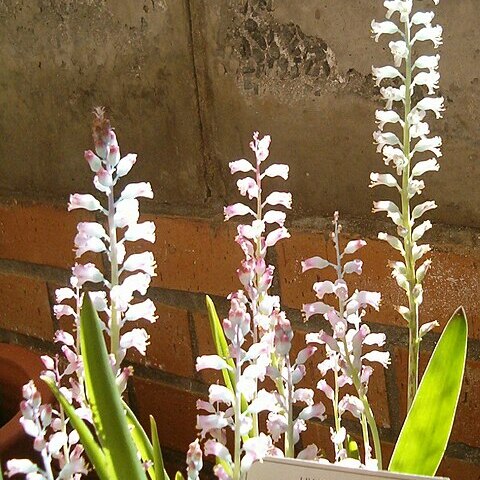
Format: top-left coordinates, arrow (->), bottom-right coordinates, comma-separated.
0,343 -> 53,468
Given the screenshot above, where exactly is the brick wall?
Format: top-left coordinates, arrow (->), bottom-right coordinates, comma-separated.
0,200 -> 479,479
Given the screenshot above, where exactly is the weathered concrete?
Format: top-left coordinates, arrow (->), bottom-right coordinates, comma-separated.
0,0 -> 208,207
0,0 -> 479,227
193,0 -> 480,228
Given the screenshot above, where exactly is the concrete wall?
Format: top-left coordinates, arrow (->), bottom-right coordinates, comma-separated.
1,1 -> 479,478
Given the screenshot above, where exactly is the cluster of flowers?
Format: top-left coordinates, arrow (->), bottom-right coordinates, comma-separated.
371,0 -> 443,407
188,134 -> 389,479
303,213 -> 389,470
7,108 -> 157,479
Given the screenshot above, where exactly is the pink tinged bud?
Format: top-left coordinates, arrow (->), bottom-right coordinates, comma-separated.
204,440 -> 232,463
263,191 -> 292,209
293,388 -> 314,405
291,364 -> 306,384
229,158 -> 255,174
299,402 -> 326,421
68,194 -> 102,212
196,355 -> 232,372
20,418 -> 40,437
343,239 -> 367,255
256,134 -> 272,160
298,444 -> 319,461
116,153 -> 137,177
93,174 -> 111,194
303,301 -> 332,321
265,227 -> 290,247
339,395 -> 364,418
343,259 -> 363,275
107,144 -> 120,166
208,384 -> 234,405
22,381 -> 37,400
123,252 -> 156,276
120,328 -> 150,356
262,163 -> 289,180
124,221 -> 156,243
224,202 -> 255,221
96,167 -> 113,188
74,235 -> 107,258
120,182 -> 154,200
53,304 -> 76,319
125,299 -> 157,323
361,365 -> 374,385
363,350 -> 391,368
84,150 -> 102,172
295,346 -> 317,366
116,366 -> 134,393
72,263 -> 104,287
236,235 -> 254,257
196,399 -> 215,413
237,177 -> 259,199
238,219 -> 265,240
41,355 -> 55,371
213,465 -> 231,480
301,256 -> 330,272
263,209 -> 286,226
196,413 -> 229,437
33,435 -> 47,452
313,280 -> 335,300
317,379 -> 334,401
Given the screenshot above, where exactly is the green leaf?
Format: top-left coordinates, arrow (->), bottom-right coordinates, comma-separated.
124,401 -> 156,480
389,307 -> 468,476
80,293 -> 147,480
150,415 -> 169,480
206,295 -> 235,391
42,375 -> 113,479
175,473 -> 185,480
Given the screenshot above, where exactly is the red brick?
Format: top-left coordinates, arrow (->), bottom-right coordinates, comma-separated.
0,202 -> 91,270
394,347 -> 480,448
438,456 -> 480,480
146,216 -> 242,296
127,303 -> 194,378
0,273 -> 53,339
276,228 -> 480,338
132,377 -> 199,453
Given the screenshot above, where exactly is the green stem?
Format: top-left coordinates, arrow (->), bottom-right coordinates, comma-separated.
401,17 -> 419,412
107,174 -> 121,366
285,356 -> 295,458
233,338 -> 242,480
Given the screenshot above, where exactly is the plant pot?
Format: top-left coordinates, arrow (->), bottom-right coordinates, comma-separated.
0,343 -> 53,469
247,457 -> 449,480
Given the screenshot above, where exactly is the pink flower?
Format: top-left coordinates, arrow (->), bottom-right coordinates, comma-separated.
301,256 -> 330,272
262,164 -> 289,180
116,153 -> 137,177
263,191 -> 292,209
343,259 -> 363,275
237,177 -> 259,199
96,167 -> 113,188
229,158 -> 255,174
265,227 -> 290,247
107,144 -> 120,166
84,150 -> 102,172
263,210 -> 286,226
72,263 -> 104,286
343,239 -> 367,255
196,355 -> 232,372
224,203 -> 255,220
68,194 -> 102,212
303,301 -> 333,321
120,328 -> 149,356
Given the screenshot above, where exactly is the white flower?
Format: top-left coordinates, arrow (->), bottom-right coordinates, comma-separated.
120,328 -> 149,356
372,65 -> 404,86
120,182 -> 154,200
389,40 -> 408,67
229,158 -> 255,174
414,54 -> 440,72
371,20 -> 399,41
412,25 -> 443,47
223,202 -> 255,220
123,252 -> 157,276
384,0 -> 412,22
263,191 -> 292,209
375,109 -> 402,130
237,177 -> 259,199
116,153 -> 137,177
411,159 -> 440,177
382,145 -> 408,174
414,97 -> 445,119
380,85 -> 406,109
72,263 -> 104,286
411,11 -> 435,27
124,221 -> 156,243
262,164 -> 289,180
412,71 -> 440,94
413,136 -> 442,157
114,199 -> 140,228
124,299 -> 157,323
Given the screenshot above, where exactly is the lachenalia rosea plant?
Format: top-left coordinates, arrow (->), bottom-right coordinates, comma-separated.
371,0 -> 444,411
302,213 -> 389,470
6,108 -> 157,479
193,133 -> 324,480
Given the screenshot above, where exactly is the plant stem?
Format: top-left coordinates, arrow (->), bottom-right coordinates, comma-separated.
233,337 -> 242,480
401,17 -> 419,412
107,172 -> 121,366
285,356 -> 295,458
